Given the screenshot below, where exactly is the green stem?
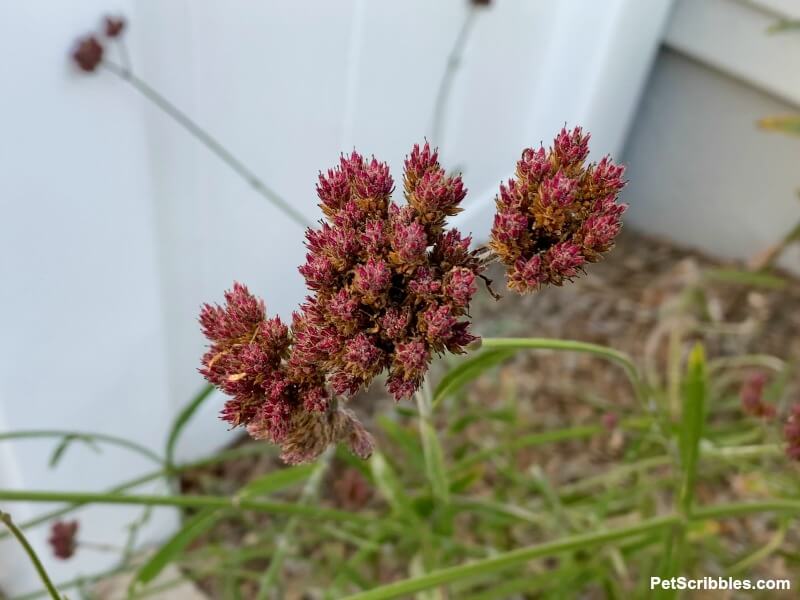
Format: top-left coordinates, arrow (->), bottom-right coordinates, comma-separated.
0,511 -> 61,600
0,489 -> 368,525
0,443 -> 272,542
255,449 -> 333,599
693,499 -> 800,520
481,338 -> 648,408
101,61 -> 310,229
430,7 -> 477,147
341,497 -> 800,600
342,515 -> 679,600
0,430 -> 163,466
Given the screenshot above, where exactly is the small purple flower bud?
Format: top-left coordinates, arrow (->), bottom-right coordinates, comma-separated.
517,146 -> 550,183
444,267 -> 477,308
740,372 -> 775,419
553,126 -> 590,167
72,36 -> 103,73
353,258 -> 391,299
539,171 -> 577,208
393,221 -> 428,263
784,404 -> 800,461
104,16 -> 126,38
49,520 -> 79,560
546,242 -> 585,280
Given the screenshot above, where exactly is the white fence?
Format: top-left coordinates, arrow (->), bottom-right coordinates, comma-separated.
0,0 -> 673,593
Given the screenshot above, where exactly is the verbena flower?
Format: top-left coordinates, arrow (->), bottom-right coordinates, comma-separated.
48,520 -> 79,560
201,130 -> 624,463
200,145 -> 482,462
104,16 -> 126,38
72,36 -> 103,72
784,404 -> 800,461
740,372 -> 775,419
489,127 -> 626,293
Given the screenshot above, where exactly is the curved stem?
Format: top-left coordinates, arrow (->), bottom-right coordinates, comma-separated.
481,338 -> 648,409
0,430 -> 163,466
101,61 -> 310,229
0,489 -> 368,525
0,444 -> 282,541
0,511 -> 61,600
430,8 -> 477,149
255,449 -> 333,599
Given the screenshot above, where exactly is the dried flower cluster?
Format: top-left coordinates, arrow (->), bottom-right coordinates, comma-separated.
201,130 -> 626,463
72,15 -> 126,73
490,127 -> 626,293
740,372 -> 776,419
784,404 -> 800,461
48,520 -> 79,560
200,145 -> 485,463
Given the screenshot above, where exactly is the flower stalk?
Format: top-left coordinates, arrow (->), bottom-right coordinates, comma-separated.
0,511 -> 61,600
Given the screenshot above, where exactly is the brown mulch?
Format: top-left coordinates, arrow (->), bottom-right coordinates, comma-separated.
181,228 -> 800,599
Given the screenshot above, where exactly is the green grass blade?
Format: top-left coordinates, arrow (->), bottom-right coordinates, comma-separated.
165,384 -> 215,470
679,344 -> 707,516
416,391 -> 450,507
132,507 -> 222,587
432,349 -> 516,409
370,452 -> 415,519
236,464 -> 315,499
341,516 -> 678,600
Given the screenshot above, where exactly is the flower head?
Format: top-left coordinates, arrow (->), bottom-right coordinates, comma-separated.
740,372 -> 775,419
200,129 -> 624,463
104,16 -> 126,38
784,403 -> 800,461
490,126 -> 626,293
73,36 -> 104,72
49,520 -> 79,560
200,144 -> 482,462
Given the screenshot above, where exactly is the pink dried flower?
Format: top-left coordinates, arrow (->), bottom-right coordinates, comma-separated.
104,16 -> 126,38
73,36 -> 103,72
334,468 -> 373,510
784,404 -> 800,461
490,126 -> 626,293
200,128 -> 624,463
740,372 -> 775,419
602,413 -> 619,431
49,520 -> 79,560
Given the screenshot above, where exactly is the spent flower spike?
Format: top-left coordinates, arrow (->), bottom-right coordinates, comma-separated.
490,126 -> 626,293
200,129 -> 626,463
48,520 -> 79,560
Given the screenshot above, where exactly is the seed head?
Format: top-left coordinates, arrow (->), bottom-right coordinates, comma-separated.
490,126 -> 626,293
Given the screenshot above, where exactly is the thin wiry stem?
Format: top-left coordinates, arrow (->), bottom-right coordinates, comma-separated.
255,448 -> 333,599
430,7 -> 478,148
0,429 -> 164,467
0,489 -> 368,525
0,511 -> 61,600
101,60 -> 310,228
0,444 -> 278,542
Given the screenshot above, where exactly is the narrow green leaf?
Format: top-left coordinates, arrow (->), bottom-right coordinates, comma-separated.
703,267 -> 787,289
679,344 -> 707,516
133,507 -> 222,586
237,464 -> 315,498
49,435 -> 100,468
370,452 -> 414,519
376,416 -> 424,469
341,516 -> 678,600
416,392 -> 450,507
432,349 -> 516,409
165,384 -> 215,469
